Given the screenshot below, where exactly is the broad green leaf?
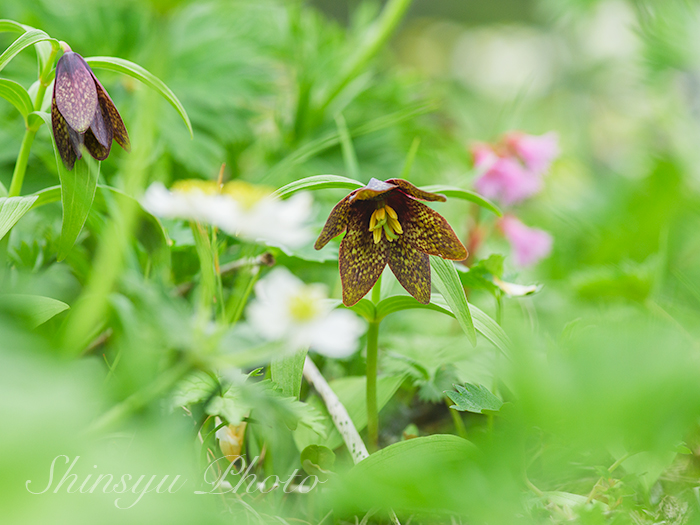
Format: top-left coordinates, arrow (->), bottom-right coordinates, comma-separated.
0,294 -> 69,327
58,154 -> 100,261
348,298 -> 376,322
429,256 -> 477,346
274,174 -> 363,199
0,29 -> 58,73
0,195 -> 38,240
0,79 -> 33,124
421,185 -> 502,216
271,348 -> 308,399
301,444 -> 336,480
85,56 -> 193,138
336,434 -> 476,513
446,383 -> 503,414
294,374 -> 404,451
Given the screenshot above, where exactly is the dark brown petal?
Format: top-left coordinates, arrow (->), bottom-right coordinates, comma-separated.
314,195 -> 353,250
84,128 -> 111,161
348,177 -> 397,202
339,204 -> 388,306
51,98 -> 79,171
393,197 -> 468,261
89,92 -> 112,149
54,52 -> 98,134
387,235 -> 431,304
92,74 -> 130,152
385,178 -> 446,202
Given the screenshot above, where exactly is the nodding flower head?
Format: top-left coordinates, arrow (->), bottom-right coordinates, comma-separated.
51,48 -> 130,170
315,178 -> 468,306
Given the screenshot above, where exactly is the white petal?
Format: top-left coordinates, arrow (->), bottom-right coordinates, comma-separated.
309,310 -> 365,358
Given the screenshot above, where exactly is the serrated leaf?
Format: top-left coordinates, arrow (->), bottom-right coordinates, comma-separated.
171,370 -> 219,407
0,29 -> 58,73
421,185 -> 502,216
85,56 -> 193,138
429,256 -> 477,346
0,79 -> 34,124
273,174 -> 363,199
0,195 -> 38,240
446,383 -> 503,414
0,294 -> 69,327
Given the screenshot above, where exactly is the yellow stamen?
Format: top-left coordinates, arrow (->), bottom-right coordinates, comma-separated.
385,205 -> 398,219
369,209 -> 379,231
375,207 -> 386,221
388,216 -> 403,234
373,228 -> 382,244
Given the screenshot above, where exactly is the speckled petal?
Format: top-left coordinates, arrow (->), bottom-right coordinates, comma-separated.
315,195 -> 352,250
348,178 -> 397,202
51,98 -> 78,170
84,128 -> 110,161
392,197 -> 468,261
93,74 -> 130,152
387,235 -> 431,304
385,178 -> 446,202
339,204 -> 388,306
54,52 -> 98,134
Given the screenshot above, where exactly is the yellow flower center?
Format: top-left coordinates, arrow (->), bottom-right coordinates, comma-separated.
368,204 -> 403,244
172,179 -> 220,194
222,181 -> 273,210
288,290 -> 322,322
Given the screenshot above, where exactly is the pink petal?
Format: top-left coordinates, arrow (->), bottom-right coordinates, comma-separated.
499,215 -> 553,267
474,157 -> 543,206
505,131 -> 559,174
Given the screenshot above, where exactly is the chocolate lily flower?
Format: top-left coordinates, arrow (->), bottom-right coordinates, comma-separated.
51,50 -> 130,170
315,178 -> 468,306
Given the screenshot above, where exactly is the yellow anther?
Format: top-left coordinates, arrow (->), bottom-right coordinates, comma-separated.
388,216 -> 403,234
385,205 -> 398,220
373,228 -> 382,244
369,209 -> 379,231
375,207 -> 386,221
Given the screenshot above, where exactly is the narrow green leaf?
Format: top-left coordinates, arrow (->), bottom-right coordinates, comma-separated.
399,136 -> 421,180
429,256 -> 477,346
0,79 -> 33,124
273,174 -> 363,199
58,154 -> 100,261
271,348 -> 308,399
446,383 -> 503,414
0,19 -> 27,33
421,185 -> 502,216
85,56 -> 193,138
1,294 -> 69,327
347,298 -> 375,322
0,195 -> 38,240
336,113 -> 360,180
0,29 -> 58,73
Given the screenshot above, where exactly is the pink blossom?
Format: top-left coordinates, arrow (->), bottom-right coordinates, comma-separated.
505,131 -> 559,174
473,145 -> 543,205
498,215 -> 553,267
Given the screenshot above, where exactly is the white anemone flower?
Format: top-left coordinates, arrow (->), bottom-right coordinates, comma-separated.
141,180 -> 312,249
246,268 -> 365,358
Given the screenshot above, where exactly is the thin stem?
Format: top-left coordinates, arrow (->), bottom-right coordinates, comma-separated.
8,129 -> 37,197
446,398 -> 468,439
366,320 -> 380,452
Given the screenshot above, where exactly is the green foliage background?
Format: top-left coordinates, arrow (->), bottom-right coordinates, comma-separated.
1,0 -> 700,523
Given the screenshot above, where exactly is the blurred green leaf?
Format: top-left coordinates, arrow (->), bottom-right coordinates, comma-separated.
171,370 -> 219,408
85,56 -> 193,138
429,256 -> 477,346
0,195 -> 38,240
301,444 -> 335,480
0,79 -> 34,125
1,294 -> 69,327
271,348 -> 308,399
274,174 -> 363,199
421,185 -> 502,216
446,383 -> 503,414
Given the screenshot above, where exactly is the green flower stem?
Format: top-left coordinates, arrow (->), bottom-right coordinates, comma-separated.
366,319 -> 380,452
446,398 -> 468,439
7,128 -> 37,197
